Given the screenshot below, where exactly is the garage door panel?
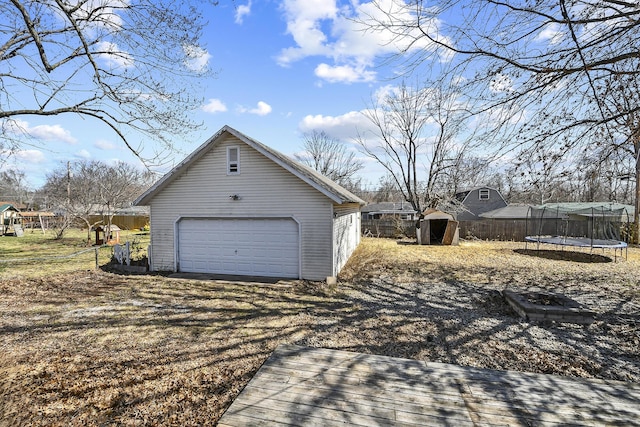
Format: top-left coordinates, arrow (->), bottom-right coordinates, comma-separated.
178,218 -> 299,278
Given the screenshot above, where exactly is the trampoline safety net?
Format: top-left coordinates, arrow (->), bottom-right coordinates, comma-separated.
525,205 -> 631,249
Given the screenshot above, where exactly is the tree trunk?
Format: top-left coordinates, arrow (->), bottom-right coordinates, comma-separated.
634,156 -> 640,245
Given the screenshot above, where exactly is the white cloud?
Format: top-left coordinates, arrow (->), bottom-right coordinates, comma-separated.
235,1 -> 252,24
6,119 -> 77,144
183,44 -> 211,73
74,0 -> 129,31
202,98 -> 228,114
314,63 -> 376,83
75,149 -> 92,159
238,101 -> 272,116
277,0 -> 447,83
94,139 -> 117,150
96,41 -> 134,68
299,110 -> 376,140
536,23 -> 565,45
9,149 -> 47,164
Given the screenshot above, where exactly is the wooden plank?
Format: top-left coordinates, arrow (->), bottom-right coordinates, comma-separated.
442,220 -> 458,245
219,345 -> 640,427
241,380 -> 474,422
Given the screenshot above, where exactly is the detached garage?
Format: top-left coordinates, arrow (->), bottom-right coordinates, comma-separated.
134,125 -> 364,281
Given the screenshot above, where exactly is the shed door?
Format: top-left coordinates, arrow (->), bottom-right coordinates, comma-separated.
178,218 -> 299,278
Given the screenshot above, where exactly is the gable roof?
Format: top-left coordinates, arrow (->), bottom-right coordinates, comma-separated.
455,187 -> 505,204
0,203 -> 20,213
134,125 -> 365,206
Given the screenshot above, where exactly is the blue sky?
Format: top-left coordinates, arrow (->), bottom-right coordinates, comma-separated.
4,0 -> 432,189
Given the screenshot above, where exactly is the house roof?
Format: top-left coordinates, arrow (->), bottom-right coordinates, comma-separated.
455,186 -> 504,203
479,204 -> 533,219
0,201 -> 26,209
361,202 -> 417,214
134,125 -> 365,206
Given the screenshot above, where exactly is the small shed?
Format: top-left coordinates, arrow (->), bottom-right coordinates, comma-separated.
418,209 -> 459,245
93,224 -> 121,245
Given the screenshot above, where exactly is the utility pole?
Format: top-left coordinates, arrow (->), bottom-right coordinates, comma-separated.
66,161 -> 71,205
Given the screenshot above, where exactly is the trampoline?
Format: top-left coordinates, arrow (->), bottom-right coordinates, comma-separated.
524,204 -> 630,260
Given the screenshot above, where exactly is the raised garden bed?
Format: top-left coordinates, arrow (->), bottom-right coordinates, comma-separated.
502,289 -> 596,324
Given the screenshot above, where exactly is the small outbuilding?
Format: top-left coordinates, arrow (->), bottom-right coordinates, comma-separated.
134,125 -> 365,281
92,224 -> 121,245
1,204 -> 22,236
417,209 -> 459,245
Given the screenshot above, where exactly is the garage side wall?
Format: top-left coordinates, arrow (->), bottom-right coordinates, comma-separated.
148,135 -> 334,280
332,203 -> 361,277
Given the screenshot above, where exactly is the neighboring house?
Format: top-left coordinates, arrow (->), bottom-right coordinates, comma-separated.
361,202 -> 418,220
134,125 -> 365,281
1,203 -> 21,235
455,187 -> 508,221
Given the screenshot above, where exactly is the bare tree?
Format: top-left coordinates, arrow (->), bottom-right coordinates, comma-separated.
356,81 -> 473,214
94,161 -> 152,239
42,160 -> 152,240
361,0 -> 640,239
596,66 -> 640,241
295,130 -> 364,188
42,161 -> 98,239
1,0 -> 216,162
0,170 -> 32,206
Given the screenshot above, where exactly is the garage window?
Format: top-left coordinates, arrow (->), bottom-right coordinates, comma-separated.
227,147 -> 240,175
479,189 -> 490,200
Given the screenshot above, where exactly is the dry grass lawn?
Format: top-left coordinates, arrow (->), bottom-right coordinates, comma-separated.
0,236 -> 638,426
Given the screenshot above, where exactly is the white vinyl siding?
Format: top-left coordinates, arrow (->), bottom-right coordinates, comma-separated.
148,135 -> 334,280
333,203 -> 361,276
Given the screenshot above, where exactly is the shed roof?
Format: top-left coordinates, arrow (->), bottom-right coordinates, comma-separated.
19,211 -> 55,218
423,208 -> 454,220
134,126 -> 365,206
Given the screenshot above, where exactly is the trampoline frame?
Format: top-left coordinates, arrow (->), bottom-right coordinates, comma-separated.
524,205 -> 630,261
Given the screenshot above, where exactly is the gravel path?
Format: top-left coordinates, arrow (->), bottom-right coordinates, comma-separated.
296,239 -> 640,383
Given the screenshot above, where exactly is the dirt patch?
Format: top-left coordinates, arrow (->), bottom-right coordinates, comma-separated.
514,248 -> 614,263
0,239 -> 638,426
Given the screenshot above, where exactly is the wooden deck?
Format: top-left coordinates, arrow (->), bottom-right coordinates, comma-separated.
218,344 -> 640,426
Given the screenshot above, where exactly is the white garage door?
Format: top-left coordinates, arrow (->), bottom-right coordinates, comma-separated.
178,218 -> 299,278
